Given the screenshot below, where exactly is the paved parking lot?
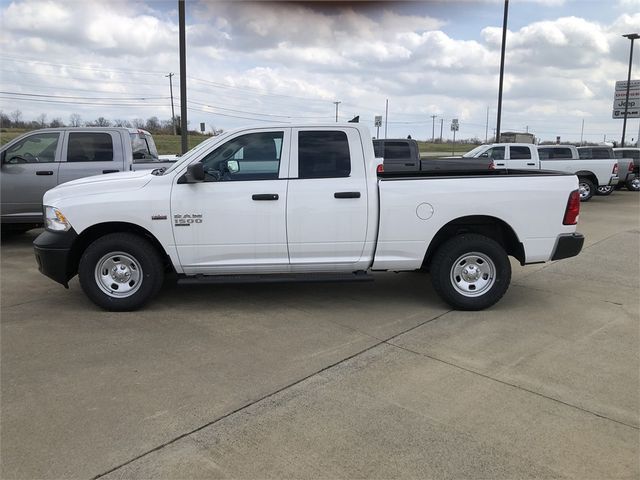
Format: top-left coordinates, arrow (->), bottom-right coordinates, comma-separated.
1,191 -> 639,479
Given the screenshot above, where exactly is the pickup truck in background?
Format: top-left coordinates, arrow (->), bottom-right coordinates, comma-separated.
373,139 -> 492,173
34,124 -> 583,312
613,147 -> 640,191
464,143 -> 619,201
577,146 -> 636,195
1,127 -> 175,232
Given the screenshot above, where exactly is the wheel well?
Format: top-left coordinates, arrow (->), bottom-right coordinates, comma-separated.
68,222 -> 174,278
422,215 -> 524,269
575,171 -> 597,185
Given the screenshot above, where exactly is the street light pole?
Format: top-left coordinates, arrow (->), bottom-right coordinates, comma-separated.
165,72 -> 176,135
621,33 -> 639,148
333,101 -> 341,122
496,0 -> 509,143
430,114 -> 437,142
178,0 -> 188,154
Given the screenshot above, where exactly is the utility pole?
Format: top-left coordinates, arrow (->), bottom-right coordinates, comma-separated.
440,118 -> 443,143
179,0 -> 188,154
384,99 -> 389,139
165,73 -> 177,135
496,0 -> 509,143
621,33 -> 639,147
430,114 -> 437,142
485,107 -> 489,143
580,118 -> 584,145
333,101 -> 341,122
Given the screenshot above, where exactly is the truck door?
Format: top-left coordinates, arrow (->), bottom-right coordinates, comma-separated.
0,131 -> 62,222
506,145 -> 538,169
58,130 -> 125,184
171,129 -> 291,274
286,128 -> 368,270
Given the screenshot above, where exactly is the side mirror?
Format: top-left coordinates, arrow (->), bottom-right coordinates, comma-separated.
179,163 -> 205,183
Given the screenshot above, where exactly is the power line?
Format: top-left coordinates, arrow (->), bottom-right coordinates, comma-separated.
0,91 -> 169,101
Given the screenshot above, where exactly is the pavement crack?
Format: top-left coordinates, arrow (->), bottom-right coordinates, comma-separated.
384,341 -> 639,431
91,309 -> 453,479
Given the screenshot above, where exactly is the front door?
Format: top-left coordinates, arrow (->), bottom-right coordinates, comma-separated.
0,131 -> 61,222
171,129 -> 291,274
286,128 -> 368,270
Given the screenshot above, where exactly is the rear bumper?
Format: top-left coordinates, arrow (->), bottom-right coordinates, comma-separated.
33,229 -> 78,288
551,233 -> 584,261
608,175 -> 620,185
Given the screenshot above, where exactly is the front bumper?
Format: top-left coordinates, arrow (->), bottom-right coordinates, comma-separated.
551,233 -> 584,261
33,229 -> 78,288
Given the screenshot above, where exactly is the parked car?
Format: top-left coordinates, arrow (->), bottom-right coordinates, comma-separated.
576,146 -> 635,195
34,124 -> 583,312
464,143 -> 619,201
613,147 -> 640,191
373,139 -> 492,173
1,127 -> 175,231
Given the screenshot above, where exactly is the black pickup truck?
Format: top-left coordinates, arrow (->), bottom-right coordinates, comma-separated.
373,139 -> 492,173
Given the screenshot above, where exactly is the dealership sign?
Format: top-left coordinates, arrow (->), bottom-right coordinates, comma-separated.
613,79 -> 640,119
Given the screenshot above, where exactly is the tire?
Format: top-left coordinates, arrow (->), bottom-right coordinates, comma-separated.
595,185 -> 614,196
578,178 -> 594,202
626,177 -> 640,191
430,234 -> 511,311
78,233 -> 164,311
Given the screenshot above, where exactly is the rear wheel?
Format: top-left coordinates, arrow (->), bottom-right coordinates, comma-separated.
430,234 -> 511,311
578,178 -> 594,202
596,185 -> 614,196
626,177 -> 640,191
78,233 -> 164,311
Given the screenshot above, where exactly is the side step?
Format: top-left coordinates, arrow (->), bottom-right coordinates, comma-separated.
177,271 -> 373,285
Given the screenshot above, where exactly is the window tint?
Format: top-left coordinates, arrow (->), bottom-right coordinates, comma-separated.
538,148 -> 550,160
486,146 -> 505,160
298,131 -> 350,178
67,132 -> 114,162
578,148 -> 590,159
200,131 -> 283,181
539,147 -> 572,160
4,133 -> 59,163
621,149 -> 640,160
510,146 -> 531,159
591,148 -> 611,159
131,132 -> 159,162
384,142 -> 412,160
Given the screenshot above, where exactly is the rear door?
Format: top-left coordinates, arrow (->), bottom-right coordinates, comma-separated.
506,146 -> 537,169
0,131 -> 62,222
58,130 -> 125,184
286,127 -> 368,270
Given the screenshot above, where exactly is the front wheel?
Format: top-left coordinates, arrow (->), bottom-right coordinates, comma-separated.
596,185 -> 614,196
78,233 -> 164,311
626,177 -> 640,191
430,234 -> 511,311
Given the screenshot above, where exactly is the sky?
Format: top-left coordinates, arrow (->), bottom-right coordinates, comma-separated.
1,0 -> 639,143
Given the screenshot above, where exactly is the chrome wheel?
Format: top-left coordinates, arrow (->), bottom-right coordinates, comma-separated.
597,185 -> 613,195
629,177 -> 640,191
450,252 -> 496,297
94,251 -> 143,298
578,182 -> 591,200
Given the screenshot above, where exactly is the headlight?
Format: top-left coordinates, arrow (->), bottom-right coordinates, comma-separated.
44,206 -> 71,232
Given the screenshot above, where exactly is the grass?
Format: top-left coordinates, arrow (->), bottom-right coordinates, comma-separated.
415,140 -> 476,155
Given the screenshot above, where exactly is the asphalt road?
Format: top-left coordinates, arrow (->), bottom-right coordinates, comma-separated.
1,190 -> 638,479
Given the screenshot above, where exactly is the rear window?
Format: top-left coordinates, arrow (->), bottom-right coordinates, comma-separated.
67,132 -> 113,162
298,131 -> 351,179
383,142 -> 412,160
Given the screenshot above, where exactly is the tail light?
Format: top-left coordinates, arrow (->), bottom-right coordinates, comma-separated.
563,190 -> 580,225
377,163 -> 384,174
488,162 -> 495,170
629,161 -> 634,172
613,163 -> 618,174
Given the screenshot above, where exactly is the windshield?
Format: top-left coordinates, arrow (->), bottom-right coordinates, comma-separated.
161,133 -> 230,175
463,145 -> 489,158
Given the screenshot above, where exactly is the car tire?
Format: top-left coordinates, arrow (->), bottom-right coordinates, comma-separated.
626,177 -> 640,191
430,234 -> 511,311
78,233 -> 164,311
578,178 -> 594,202
595,185 -> 614,196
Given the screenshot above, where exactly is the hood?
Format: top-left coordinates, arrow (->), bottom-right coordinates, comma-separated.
44,170 -> 153,204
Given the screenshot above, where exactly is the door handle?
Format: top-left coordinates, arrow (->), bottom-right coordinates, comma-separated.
334,192 -> 361,199
35,171 -> 53,176
495,163 -> 505,167
252,194 -> 279,201
527,163 -> 536,166
404,163 -> 416,167
103,169 -> 119,174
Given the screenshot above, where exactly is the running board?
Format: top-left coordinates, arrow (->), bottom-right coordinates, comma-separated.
177,271 -> 372,285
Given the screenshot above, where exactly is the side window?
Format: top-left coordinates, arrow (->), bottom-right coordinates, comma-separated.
591,148 -> 610,159
486,147 -> 505,160
538,148 -> 550,160
131,133 -> 156,162
554,148 -> 573,159
200,131 -> 283,181
578,149 -> 590,159
4,133 -> 59,163
298,131 -> 351,179
67,132 -> 114,162
510,146 -> 531,159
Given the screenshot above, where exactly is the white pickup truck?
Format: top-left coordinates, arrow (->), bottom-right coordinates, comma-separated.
464,143 -> 619,201
33,124 -> 584,312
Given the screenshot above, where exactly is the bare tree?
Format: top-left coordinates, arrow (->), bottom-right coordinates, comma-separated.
132,118 -> 145,128
11,109 -> 23,126
69,113 -> 82,127
90,117 -> 111,127
37,113 -> 48,128
50,118 -> 65,128
113,119 -> 131,128
145,116 -> 160,132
